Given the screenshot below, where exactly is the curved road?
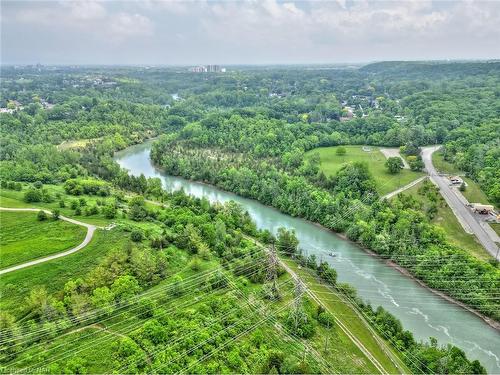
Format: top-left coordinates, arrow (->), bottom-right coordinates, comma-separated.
421,146 -> 499,258
0,207 -> 97,275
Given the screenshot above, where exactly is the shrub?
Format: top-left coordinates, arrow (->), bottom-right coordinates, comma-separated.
385,157 -> 404,174
37,210 -> 47,221
24,189 -> 42,203
102,204 -> 117,219
64,178 -> 110,196
52,209 -> 60,220
131,230 -> 143,242
138,298 -> 156,318
317,311 -> 335,328
170,275 -> 184,297
336,146 -> 346,156
189,257 -> 201,271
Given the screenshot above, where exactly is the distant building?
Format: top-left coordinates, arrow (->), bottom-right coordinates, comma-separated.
340,106 -> 355,121
206,65 -> 221,72
189,66 -> 207,73
189,65 -> 225,73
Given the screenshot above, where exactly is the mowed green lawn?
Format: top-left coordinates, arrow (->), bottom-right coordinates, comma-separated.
305,146 -> 424,195
0,211 -> 87,269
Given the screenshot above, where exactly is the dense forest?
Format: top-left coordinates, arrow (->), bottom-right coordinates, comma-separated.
0,61 -> 498,373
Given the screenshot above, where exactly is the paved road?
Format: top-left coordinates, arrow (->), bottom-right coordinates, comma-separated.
421,146 -> 499,258
381,176 -> 427,200
0,207 -> 97,275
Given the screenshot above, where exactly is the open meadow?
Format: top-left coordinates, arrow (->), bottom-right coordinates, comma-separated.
0,211 -> 87,269
305,146 -> 424,196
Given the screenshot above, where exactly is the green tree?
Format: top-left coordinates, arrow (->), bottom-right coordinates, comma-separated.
131,229 -> 143,242
336,146 -> 347,156
385,157 -> 404,174
91,287 -> 115,315
37,210 -> 47,221
24,189 -> 42,203
52,209 -> 60,220
111,275 -> 141,303
276,227 -> 299,255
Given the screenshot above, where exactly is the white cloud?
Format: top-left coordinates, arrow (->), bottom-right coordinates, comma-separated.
61,0 -> 106,21
1,0 -> 499,64
109,13 -> 154,38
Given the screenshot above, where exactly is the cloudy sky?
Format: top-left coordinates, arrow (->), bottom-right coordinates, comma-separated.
2,0 -> 500,65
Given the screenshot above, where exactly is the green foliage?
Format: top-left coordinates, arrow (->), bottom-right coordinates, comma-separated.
1,63 -> 494,373
111,275 -> 141,303
385,156 -> 403,174
130,229 -> 144,242
37,210 -> 47,221
276,227 -> 299,256
285,304 -> 316,339
317,311 -> 335,328
24,188 -> 42,203
64,178 -> 110,196
336,146 -> 346,156
102,204 -> 117,219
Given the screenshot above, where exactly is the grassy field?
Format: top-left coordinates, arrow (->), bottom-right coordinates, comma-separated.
305,146 -> 424,195
461,177 -> 494,206
401,180 -> 492,261
0,185 -> 115,226
0,229 -> 128,316
432,151 -> 462,175
0,211 -> 87,269
58,138 -> 101,150
0,185 -> 164,232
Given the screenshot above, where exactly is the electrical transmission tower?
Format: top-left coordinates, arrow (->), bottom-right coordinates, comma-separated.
292,276 -> 305,331
264,243 -> 281,300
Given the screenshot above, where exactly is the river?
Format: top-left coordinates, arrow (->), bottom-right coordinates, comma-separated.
115,140 -> 500,373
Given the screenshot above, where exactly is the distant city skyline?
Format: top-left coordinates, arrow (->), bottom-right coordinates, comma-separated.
2,0 -> 500,65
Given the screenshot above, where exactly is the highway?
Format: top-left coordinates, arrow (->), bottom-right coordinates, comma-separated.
421,146 -> 499,258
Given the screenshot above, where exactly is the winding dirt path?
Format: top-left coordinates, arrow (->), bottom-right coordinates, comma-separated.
0,207 -> 97,275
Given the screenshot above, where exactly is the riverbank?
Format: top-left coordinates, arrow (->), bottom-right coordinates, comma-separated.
150,159 -> 500,332
333,231 -> 500,331
114,141 -> 500,373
